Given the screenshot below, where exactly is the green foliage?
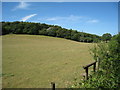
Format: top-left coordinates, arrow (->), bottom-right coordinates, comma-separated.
102,33 -> 112,42
47,27 -> 57,36
81,70 -> 118,88
80,33 -> 120,88
70,33 -> 120,88
2,21 -> 102,43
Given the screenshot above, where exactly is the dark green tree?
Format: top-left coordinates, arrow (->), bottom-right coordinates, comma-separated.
2,21 -> 102,43
102,33 -> 112,42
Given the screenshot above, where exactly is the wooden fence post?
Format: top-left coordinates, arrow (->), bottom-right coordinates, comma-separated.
85,67 -> 88,80
93,62 -> 96,72
83,61 -> 97,80
97,57 -> 100,71
51,82 -> 55,90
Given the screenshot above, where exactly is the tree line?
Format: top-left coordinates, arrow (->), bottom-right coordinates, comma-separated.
2,21 -> 112,43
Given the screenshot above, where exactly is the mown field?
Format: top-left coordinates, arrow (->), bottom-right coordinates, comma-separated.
2,34 -> 94,88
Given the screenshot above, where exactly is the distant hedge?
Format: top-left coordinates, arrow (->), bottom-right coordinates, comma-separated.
2,21 -> 102,43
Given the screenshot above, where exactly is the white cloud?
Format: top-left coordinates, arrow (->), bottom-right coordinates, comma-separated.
45,15 -> 100,24
21,14 -> 37,22
87,19 -> 99,23
39,15 -> 99,26
46,18 -> 58,21
54,23 -> 60,26
46,15 -> 83,22
12,1 -> 30,11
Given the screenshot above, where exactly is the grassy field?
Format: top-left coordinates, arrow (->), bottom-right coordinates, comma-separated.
2,34 -> 94,88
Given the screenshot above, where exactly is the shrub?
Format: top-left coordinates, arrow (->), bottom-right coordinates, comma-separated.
71,33 -> 120,88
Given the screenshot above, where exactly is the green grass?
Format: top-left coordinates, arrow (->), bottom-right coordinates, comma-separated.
2,34 -> 94,88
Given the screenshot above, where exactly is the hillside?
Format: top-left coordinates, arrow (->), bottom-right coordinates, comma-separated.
2,34 -> 94,88
2,21 -> 101,43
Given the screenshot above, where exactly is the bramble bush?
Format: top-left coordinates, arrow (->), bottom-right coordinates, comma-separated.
82,33 -> 120,88
71,33 -> 120,88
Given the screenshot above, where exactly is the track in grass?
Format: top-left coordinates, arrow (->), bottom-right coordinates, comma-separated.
2,34 -> 94,88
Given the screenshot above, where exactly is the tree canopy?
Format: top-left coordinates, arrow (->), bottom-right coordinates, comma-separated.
102,33 -> 112,42
2,21 -> 111,43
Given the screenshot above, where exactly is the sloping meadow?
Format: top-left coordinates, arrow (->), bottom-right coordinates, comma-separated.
2,34 -> 94,88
